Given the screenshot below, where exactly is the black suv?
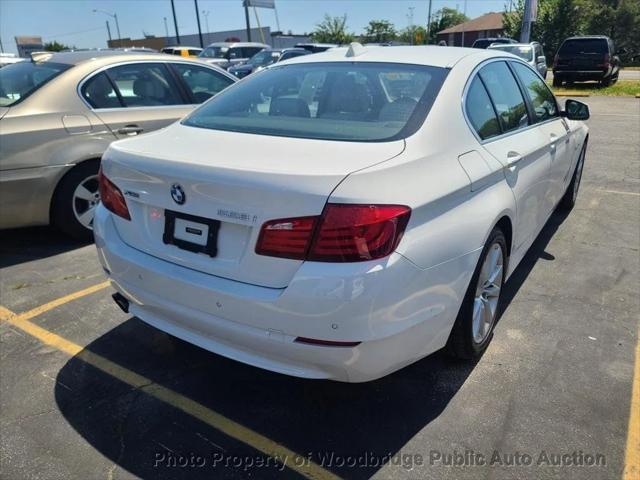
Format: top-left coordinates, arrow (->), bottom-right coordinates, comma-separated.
553,36 -> 620,87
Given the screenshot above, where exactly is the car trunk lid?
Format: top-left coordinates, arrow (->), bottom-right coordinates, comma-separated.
102,123 -> 405,288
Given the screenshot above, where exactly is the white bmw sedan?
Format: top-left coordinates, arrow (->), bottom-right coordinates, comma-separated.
94,45 -> 589,382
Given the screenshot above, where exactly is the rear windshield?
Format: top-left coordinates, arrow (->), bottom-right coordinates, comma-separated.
0,61 -> 70,106
490,45 -> 533,61
199,46 -> 227,59
559,39 -> 608,55
182,62 -> 448,142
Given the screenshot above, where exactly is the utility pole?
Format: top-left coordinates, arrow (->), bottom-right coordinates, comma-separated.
520,0 -> 535,43
407,7 -> 415,45
426,0 -> 433,44
170,0 -> 180,45
202,10 -> 210,43
243,1 -> 252,42
461,0 -> 467,47
194,0 -> 203,48
105,20 -> 112,43
93,10 -> 121,47
163,17 -> 169,38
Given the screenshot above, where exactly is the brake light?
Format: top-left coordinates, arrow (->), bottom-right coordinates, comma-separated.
255,204 -> 411,262
598,53 -> 611,68
98,168 -> 131,220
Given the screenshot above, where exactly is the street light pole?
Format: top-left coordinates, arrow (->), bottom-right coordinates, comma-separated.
202,11 -> 210,44
426,0 -> 433,44
244,1 -> 252,42
93,9 -> 121,47
105,20 -> 112,43
170,0 -> 181,45
194,0 -> 204,48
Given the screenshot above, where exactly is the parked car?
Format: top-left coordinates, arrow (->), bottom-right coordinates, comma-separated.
161,46 -> 203,58
471,37 -> 518,49
0,51 -> 236,238
198,42 -> 268,70
488,42 -> 547,78
0,53 -> 26,68
553,35 -> 620,87
95,44 -> 589,382
228,48 -> 310,78
294,43 -> 338,53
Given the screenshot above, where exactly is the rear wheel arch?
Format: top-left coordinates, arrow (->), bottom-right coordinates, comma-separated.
494,215 -> 513,258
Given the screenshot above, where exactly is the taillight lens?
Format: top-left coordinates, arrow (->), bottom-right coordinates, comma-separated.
98,168 -> 131,220
255,204 -> 411,262
255,216 -> 317,260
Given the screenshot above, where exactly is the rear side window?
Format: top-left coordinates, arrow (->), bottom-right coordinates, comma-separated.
478,62 -> 529,133
106,63 -> 183,107
81,72 -> 121,108
0,61 -> 70,107
559,39 -> 608,55
465,77 -> 501,140
170,63 -> 234,103
511,62 -> 558,122
187,50 -> 201,56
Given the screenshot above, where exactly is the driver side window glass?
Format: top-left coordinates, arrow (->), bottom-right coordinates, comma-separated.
478,61 -> 529,133
511,62 -> 558,122
465,76 -> 501,140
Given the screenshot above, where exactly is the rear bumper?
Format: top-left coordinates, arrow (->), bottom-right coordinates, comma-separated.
94,205 -> 475,382
553,69 -> 610,81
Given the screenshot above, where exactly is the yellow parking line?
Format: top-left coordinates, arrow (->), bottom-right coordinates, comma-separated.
0,289 -> 339,480
623,338 -> 640,480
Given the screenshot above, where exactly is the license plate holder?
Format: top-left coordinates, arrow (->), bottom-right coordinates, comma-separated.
163,210 -> 221,257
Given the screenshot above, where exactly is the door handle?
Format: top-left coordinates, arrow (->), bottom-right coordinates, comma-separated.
506,151 -> 523,169
117,125 -> 143,135
549,133 -> 558,152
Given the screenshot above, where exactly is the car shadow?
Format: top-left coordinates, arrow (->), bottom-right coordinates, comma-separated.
0,227 -> 90,268
52,209 -> 570,479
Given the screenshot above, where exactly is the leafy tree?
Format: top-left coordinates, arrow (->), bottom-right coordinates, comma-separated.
44,41 -> 72,52
362,20 -> 397,43
311,14 -> 354,44
428,7 -> 469,44
398,25 -> 428,45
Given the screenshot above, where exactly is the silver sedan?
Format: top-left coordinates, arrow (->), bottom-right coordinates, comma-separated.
0,51 -> 236,239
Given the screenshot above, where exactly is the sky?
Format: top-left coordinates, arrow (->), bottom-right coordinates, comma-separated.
0,0 -> 511,54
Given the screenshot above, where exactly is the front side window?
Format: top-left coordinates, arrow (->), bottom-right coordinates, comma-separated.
171,63 -> 234,103
106,63 -> 183,107
199,46 -> 227,59
0,61 -> 70,107
182,62 -> 448,142
465,76 -> 501,140
511,62 -> 558,122
479,61 -> 529,133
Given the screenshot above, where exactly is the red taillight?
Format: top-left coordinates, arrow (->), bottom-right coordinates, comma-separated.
98,168 -> 131,220
255,204 -> 411,262
255,216 -> 317,260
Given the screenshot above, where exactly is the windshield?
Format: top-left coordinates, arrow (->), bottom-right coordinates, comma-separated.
248,50 -> 280,67
490,45 -> 534,61
199,46 -> 228,59
183,62 -> 448,142
559,39 -> 608,55
0,61 -> 70,107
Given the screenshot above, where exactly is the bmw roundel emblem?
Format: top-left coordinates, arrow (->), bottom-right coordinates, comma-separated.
170,183 -> 186,205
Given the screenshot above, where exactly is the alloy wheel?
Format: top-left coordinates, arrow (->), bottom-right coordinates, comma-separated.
472,242 -> 504,344
72,174 -> 100,230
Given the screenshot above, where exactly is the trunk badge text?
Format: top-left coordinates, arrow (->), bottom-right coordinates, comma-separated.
171,184 -> 186,205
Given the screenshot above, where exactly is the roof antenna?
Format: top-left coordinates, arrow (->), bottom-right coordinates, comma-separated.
346,42 -> 365,57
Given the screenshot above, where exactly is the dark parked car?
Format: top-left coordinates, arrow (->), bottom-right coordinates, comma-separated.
553,36 -> 620,87
227,48 -> 309,79
294,43 -> 337,53
471,37 -> 517,49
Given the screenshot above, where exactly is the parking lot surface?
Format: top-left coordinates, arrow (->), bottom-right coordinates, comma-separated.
1,96 -> 639,480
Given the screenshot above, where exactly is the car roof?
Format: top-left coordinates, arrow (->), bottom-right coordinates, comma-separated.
164,46 -> 202,50
488,43 -> 535,48
33,50 -> 214,67
204,42 -> 268,48
564,35 -> 609,41
278,44 -> 506,68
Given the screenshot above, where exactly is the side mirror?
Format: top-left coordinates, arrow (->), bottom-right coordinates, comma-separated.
537,55 -> 546,64
561,99 -> 590,120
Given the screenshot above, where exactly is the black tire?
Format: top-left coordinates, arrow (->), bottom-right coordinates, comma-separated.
446,228 -> 508,359
552,76 -> 562,87
601,76 -> 612,87
51,160 -> 100,241
559,141 -> 587,211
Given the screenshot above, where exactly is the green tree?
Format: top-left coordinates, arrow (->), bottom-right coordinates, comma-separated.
362,20 -> 397,43
43,41 -> 72,52
428,7 -> 469,44
398,25 -> 428,45
311,14 -> 355,44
